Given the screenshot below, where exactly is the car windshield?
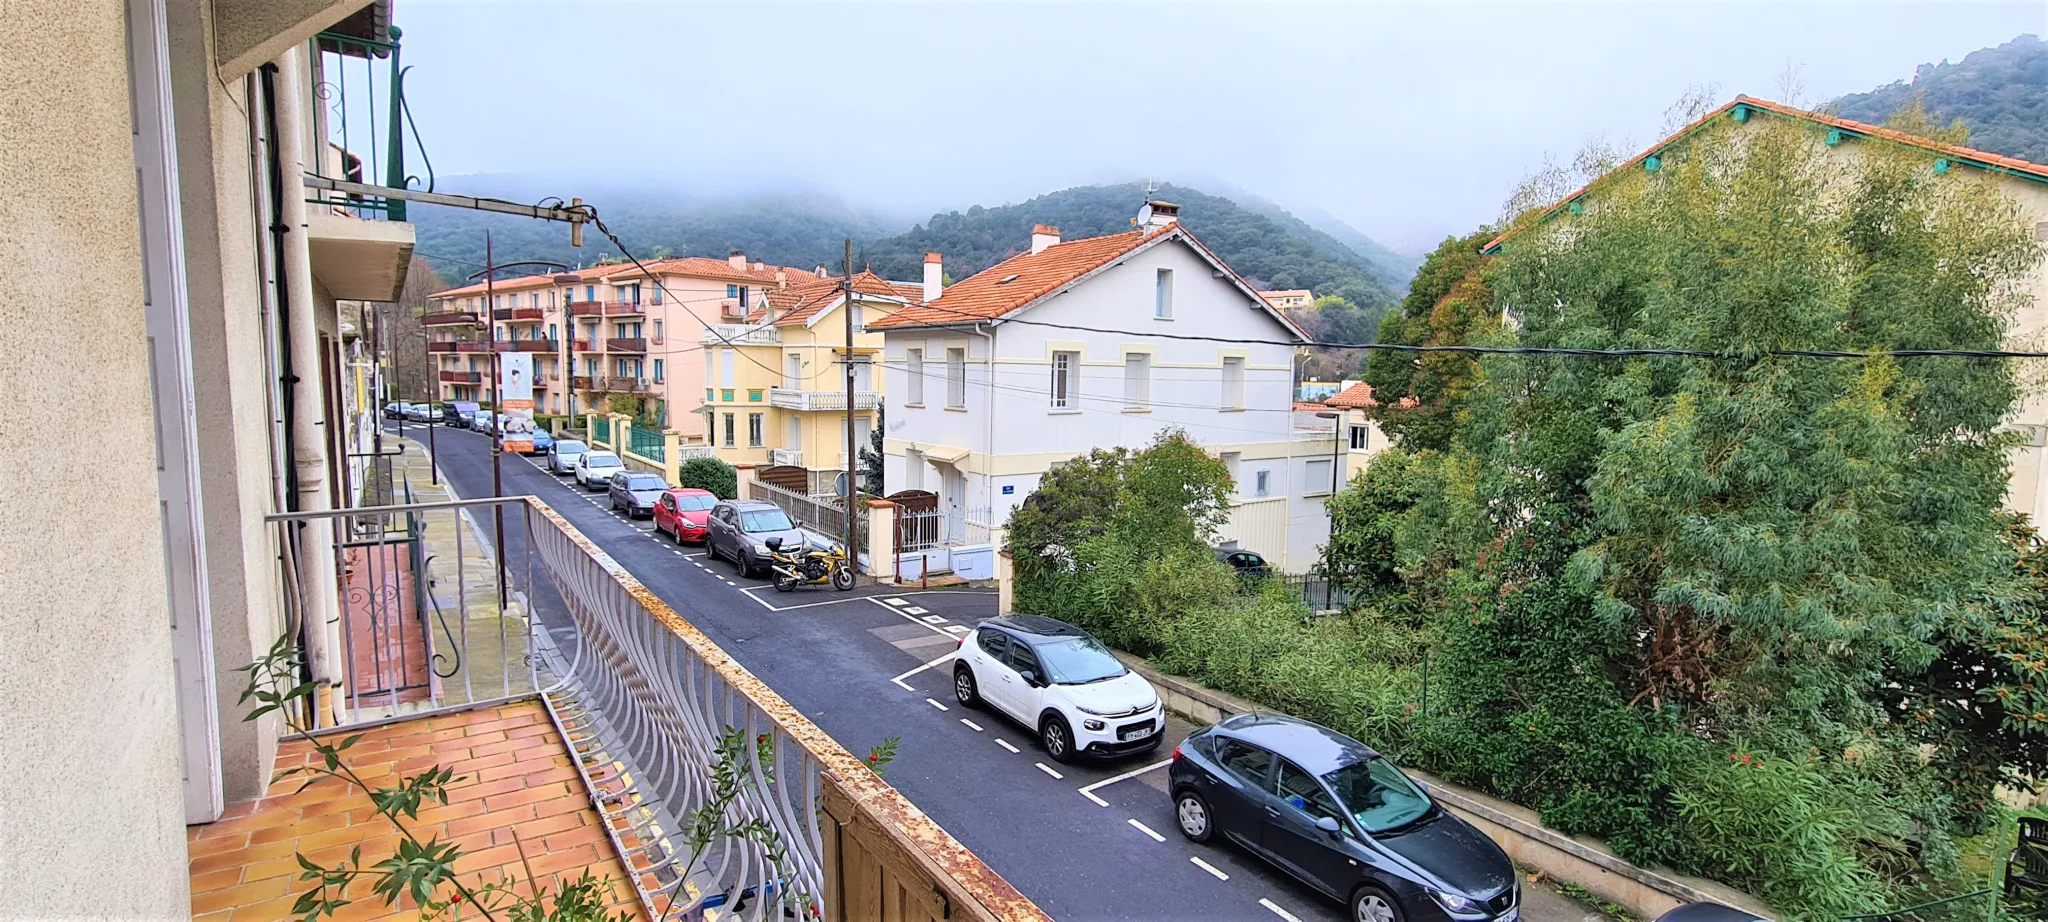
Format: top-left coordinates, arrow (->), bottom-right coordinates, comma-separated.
625,477 -> 665,491
674,494 -> 715,511
586,453 -> 620,467
1321,757 -> 1433,834
740,509 -> 794,532
1033,635 -> 1127,685
556,441 -> 585,453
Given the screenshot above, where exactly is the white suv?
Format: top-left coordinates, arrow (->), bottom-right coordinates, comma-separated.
952,615 -> 1164,763
574,450 -> 624,490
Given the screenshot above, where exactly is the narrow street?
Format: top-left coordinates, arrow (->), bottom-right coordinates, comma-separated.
400,423 -> 1606,922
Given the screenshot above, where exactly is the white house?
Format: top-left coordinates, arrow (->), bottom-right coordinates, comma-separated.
868,205 -> 1338,572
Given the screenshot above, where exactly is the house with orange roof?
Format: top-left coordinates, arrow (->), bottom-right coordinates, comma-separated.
868,208 -> 1336,572
1482,95 -> 2048,521
696,270 -> 919,489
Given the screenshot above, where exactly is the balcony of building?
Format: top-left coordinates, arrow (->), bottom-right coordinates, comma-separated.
768,388 -> 881,412
421,311 -> 481,327
440,370 -> 482,384
605,337 -> 647,353
492,307 -> 543,322
600,376 -> 648,393
770,448 -> 803,467
492,340 -> 557,353
701,323 -> 780,346
571,338 -> 597,352
425,341 -> 458,353
570,376 -> 597,390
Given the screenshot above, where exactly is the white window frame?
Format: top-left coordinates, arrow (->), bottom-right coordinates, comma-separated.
1255,469 -> 1272,497
1050,350 -> 1077,410
748,412 -> 765,448
1155,268 -> 1173,319
946,347 -> 966,408
1123,353 -> 1151,409
1305,458 -> 1335,495
1349,425 -> 1370,451
723,412 -> 736,448
905,348 -> 924,405
1221,356 -> 1244,410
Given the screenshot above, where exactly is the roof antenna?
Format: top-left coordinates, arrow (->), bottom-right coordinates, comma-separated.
1133,178 -> 1161,226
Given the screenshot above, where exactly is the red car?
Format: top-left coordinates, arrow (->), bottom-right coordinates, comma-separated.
654,488 -> 717,545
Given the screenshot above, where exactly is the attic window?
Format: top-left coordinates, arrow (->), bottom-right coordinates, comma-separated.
999,274 -> 1021,284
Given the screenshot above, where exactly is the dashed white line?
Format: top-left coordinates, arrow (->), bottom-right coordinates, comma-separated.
1127,818 -> 1165,842
919,614 -> 946,625
1190,857 -> 1229,881
925,697 -> 949,712
959,718 -> 983,732
1258,899 -> 1303,921
884,598 -> 909,607
994,739 -> 1019,754
1077,758 -> 1174,802
1081,789 -> 1109,807
904,606 -> 930,615
1035,762 -> 1063,779
943,625 -> 970,635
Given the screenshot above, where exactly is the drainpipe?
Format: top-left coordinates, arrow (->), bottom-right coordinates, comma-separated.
275,44 -> 345,727
974,322 -> 997,531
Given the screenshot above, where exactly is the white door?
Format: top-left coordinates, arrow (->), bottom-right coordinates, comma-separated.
942,466 -> 966,539
786,414 -> 801,453
131,0 -> 220,823
851,356 -> 873,392
785,354 -> 801,391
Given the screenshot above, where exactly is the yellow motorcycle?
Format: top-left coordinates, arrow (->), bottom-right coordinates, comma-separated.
765,537 -> 856,592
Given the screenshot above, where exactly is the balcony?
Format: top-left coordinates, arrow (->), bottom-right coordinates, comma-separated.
571,338 -> 596,352
605,302 -> 647,317
492,307 -> 544,321
198,483 -> 1044,922
605,337 -> 647,352
420,311 -> 481,327
425,341 -> 458,353
769,388 -> 881,412
455,342 -> 488,353
568,301 -> 608,317
770,448 -> 803,467
600,376 -> 648,393
570,375 -> 597,389
440,370 -> 482,384
701,323 -> 779,346
493,340 -> 558,353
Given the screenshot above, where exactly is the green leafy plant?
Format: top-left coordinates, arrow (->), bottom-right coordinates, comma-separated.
864,736 -> 900,776
679,457 -> 739,499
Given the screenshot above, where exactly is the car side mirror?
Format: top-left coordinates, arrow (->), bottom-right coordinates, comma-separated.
1314,815 -> 1342,836
1018,669 -> 1043,688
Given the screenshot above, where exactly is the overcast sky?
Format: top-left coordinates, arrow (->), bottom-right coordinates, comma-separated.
399,1 -> 2045,254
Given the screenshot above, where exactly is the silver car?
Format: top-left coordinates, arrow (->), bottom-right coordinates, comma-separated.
706,501 -> 807,578
547,439 -> 588,475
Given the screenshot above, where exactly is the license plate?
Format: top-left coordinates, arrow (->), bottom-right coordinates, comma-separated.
1498,909 -> 1518,922
1118,722 -> 1156,741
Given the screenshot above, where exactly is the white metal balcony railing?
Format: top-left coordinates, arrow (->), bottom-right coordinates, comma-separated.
270,491 -> 1042,922
702,323 -> 781,346
769,448 -> 802,467
768,388 -> 880,412
674,443 -> 717,462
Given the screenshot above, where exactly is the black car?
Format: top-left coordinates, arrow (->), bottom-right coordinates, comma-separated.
1216,547 -> 1272,578
606,471 -> 669,518
1653,905 -> 1769,922
1169,713 -> 1517,922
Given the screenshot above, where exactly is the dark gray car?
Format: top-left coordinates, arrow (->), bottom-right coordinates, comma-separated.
706,500 -> 806,578
607,471 -> 668,518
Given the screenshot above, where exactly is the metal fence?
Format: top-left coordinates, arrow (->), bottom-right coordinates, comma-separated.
591,415 -> 612,448
748,479 -> 867,545
628,424 -> 665,463
1279,573 -> 1361,614
310,30 -> 429,221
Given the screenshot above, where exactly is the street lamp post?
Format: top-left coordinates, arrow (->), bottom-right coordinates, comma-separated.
1315,410 -> 1343,612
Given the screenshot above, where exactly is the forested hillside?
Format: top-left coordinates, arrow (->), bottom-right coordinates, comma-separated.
1832,33 -> 2046,163
858,183 -> 1400,310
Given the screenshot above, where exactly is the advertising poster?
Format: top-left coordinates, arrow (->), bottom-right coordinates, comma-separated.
499,352 -> 536,453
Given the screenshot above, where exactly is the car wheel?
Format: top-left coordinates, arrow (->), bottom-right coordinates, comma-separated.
1350,885 -> 1404,922
673,523 -> 685,546
1041,715 -> 1077,763
738,548 -> 755,577
1174,790 -> 1213,842
953,667 -> 979,709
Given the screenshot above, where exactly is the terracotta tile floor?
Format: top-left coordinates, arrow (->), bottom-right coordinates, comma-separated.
187,700 -> 647,921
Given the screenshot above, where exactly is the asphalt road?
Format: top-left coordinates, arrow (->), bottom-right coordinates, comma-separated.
397,423 -> 1602,922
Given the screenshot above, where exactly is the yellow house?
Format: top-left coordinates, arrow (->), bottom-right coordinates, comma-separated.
701,271 -> 920,489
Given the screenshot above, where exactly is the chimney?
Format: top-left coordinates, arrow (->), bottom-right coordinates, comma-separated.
923,252 -> 943,303
1030,224 -> 1061,255
1138,200 -> 1180,230
775,268 -> 787,289
815,264 -> 828,277
729,249 -> 746,270
751,259 -> 764,273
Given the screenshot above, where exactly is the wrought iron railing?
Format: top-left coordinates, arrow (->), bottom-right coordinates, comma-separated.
309,29 -> 432,221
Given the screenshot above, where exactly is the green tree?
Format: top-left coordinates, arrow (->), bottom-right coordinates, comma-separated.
1360,230 -> 1500,451
679,457 -> 739,499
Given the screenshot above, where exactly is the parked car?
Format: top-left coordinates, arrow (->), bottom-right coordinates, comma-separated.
525,428 -> 554,455
705,500 -> 807,577
547,439 -> 588,475
1216,547 -> 1272,578
574,450 -> 624,490
654,488 -> 717,544
468,411 -> 492,432
952,615 -> 1164,763
1653,905 -> 1769,922
1169,712 -> 1518,922
608,471 -> 669,518
383,401 -> 405,420
405,403 -> 433,422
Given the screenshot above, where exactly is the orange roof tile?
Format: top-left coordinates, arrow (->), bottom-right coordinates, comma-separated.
1482,94 -> 2048,254
1324,381 -> 1379,409
430,262 -> 640,300
770,272 -> 922,327
606,257 -> 821,287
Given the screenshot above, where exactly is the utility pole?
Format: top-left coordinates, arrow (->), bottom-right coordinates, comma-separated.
486,232 -> 506,612
843,237 -> 859,572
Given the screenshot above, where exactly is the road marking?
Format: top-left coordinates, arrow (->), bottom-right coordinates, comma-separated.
884,598 -> 908,606
994,739 -> 1019,754
866,598 -> 965,641
1035,762 -> 1063,779
1077,758 -> 1173,803
925,697 -> 949,712
1127,818 -> 1165,842
959,718 -> 982,732
890,652 -> 956,691
1190,857 -> 1229,881
1259,899 -> 1302,922
904,606 -> 930,615
722,579 -> 735,585
918,614 -> 946,625
943,625 -> 970,635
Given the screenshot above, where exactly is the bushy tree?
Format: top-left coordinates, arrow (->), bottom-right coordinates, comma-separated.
679,457 -> 738,499
1360,231 -> 1501,450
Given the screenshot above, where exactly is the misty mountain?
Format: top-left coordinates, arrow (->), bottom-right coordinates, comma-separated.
857,182 -> 1399,309
1229,195 -> 1421,287
1831,33 -> 2047,163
